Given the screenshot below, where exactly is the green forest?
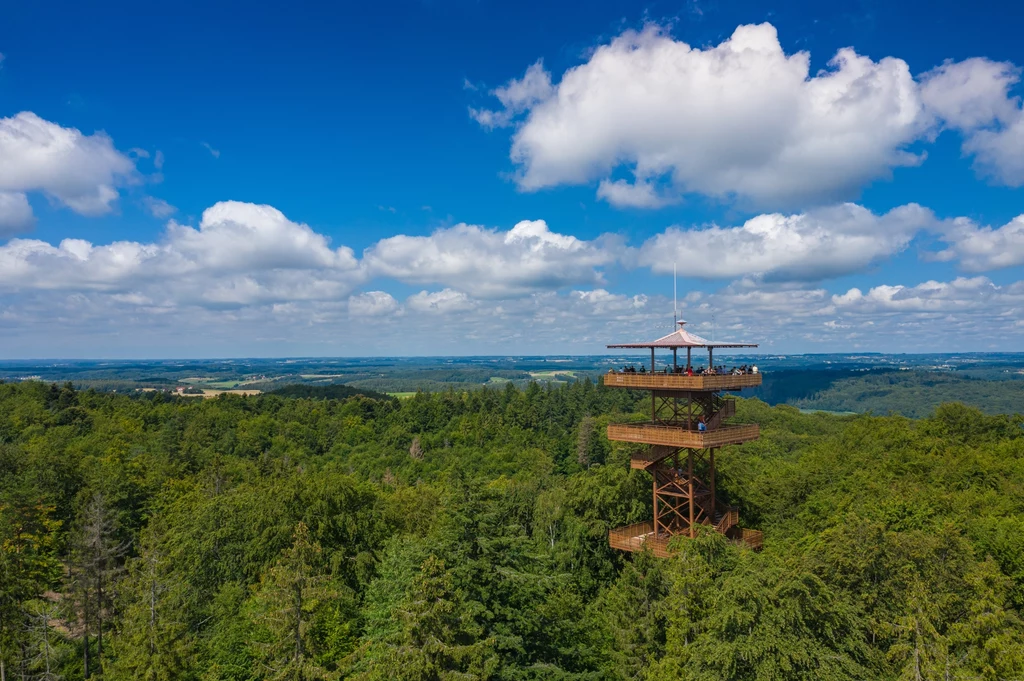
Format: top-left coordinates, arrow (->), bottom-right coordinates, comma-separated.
2,379 -> 1024,680
792,371 -> 1024,418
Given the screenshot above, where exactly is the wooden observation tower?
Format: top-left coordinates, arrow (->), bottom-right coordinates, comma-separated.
604,320 -> 763,556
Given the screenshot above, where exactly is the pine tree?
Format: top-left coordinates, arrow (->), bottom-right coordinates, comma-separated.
248,522 -> 338,681
23,598 -> 70,681
373,556 -> 496,681
592,550 -> 669,680
576,417 -> 596,468
106,520 -> 194,681
0,497 -> 62,681
67,493 -> 126,678
888,576 -> 948,681
947,558 -> 1024,680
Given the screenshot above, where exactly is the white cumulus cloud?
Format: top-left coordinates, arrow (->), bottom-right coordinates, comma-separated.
348,291 -> 400,317
0,112 -> 137,218
142,196 -> 177,218
475,23 -> 927,207
832,276 -> 1014,315
921,58 -> 1024,186
933,214 -> 1024,272
470,61 -> 554,129
637,203 -> 934,280
0,201 -> 363,308
0,191 -> 34,235
407,289 -> 478,314
596,179 -> 678,209
363,219 -> 617,296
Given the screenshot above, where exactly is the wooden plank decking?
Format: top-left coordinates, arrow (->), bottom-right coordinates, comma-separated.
603,371 -> 762,391
609,521 -> 763,555
609,422 -> 760,448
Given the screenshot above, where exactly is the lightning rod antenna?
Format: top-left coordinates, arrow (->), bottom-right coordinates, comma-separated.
673,262 -> 678,325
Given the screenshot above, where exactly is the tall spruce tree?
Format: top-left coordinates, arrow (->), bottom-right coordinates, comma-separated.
67,494 -> 125,678
106,520 -> 194,681
0,496 -> 61,681
248,522 -> 338,681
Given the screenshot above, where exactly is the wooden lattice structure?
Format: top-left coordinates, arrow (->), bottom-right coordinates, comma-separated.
604,321 -> 763,555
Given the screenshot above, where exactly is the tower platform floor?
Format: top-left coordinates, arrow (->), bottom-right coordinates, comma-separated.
608,422 -> 760,449
609,521 -> 763,556
604,371 -> 761,392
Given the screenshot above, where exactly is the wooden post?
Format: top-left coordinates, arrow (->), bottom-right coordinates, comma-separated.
651,347 -> 655,372
709,448 -> 716,525
688,449 -> 695,538
687,347 -> 691,370
652,471 -> 660,537
673,347 -> 677,370
709,347 -> 714,372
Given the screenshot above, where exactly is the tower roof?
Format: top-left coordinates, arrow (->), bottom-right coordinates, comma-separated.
607,320 -> 758,349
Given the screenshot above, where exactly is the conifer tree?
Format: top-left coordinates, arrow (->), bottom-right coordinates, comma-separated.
947,558 -> 1024,680
106,520 -> 193,681
889,576 -> 948,681
23,599 -> 69,681
0,497 -> 61,681
248,522 -> 338,681
375,556 -> 496,681
592,550 -> 669,680
67,493 -> 126,678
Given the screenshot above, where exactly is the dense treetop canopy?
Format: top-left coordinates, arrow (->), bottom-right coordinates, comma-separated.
1,379 -> 1022,680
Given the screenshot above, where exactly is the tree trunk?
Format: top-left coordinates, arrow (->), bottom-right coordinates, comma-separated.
914,619 -> 923,681
96,571 -> 104,669
294,583 -> 303,665
42,611 -> 52,678
150,575 -> 157,656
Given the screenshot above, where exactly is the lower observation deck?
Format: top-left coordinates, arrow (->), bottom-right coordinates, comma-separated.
608,422 -> 760,449
609,521 -> 763,555
604,371 -> 761,392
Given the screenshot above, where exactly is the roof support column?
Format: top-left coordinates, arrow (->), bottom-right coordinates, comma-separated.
709,347 -> 713,371
687,347 -> 691,371
651,347 -> 655,373
673,347 -> 677,370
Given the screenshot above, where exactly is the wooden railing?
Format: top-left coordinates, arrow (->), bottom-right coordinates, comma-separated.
706,398 -> 736,430
610,520 -> 763,555
608,521 -> 673,558
604,371 -> 762,391
609,423 -> 760,448
629,445 -> 677,469
715,507 -> 739,533
728,527 -> 763,550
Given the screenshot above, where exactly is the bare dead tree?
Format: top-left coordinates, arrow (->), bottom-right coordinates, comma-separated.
66,494 -> 127,678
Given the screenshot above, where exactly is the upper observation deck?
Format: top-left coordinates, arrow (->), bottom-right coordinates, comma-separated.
607,319 -> 758,351
607,319 -> 759,377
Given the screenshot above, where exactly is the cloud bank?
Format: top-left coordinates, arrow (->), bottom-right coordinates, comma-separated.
0,196 -> 1020,355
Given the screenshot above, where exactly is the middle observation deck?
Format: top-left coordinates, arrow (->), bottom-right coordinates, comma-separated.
608,422 -> 760,449
604,371 -> 761,392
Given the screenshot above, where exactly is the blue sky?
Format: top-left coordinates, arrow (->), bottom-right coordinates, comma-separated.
0,0 -> 1023,357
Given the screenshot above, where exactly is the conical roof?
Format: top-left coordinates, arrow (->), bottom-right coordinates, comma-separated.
607,320 -> 757,349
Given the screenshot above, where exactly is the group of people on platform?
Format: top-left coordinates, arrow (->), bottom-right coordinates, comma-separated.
613,364 -> 759,376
